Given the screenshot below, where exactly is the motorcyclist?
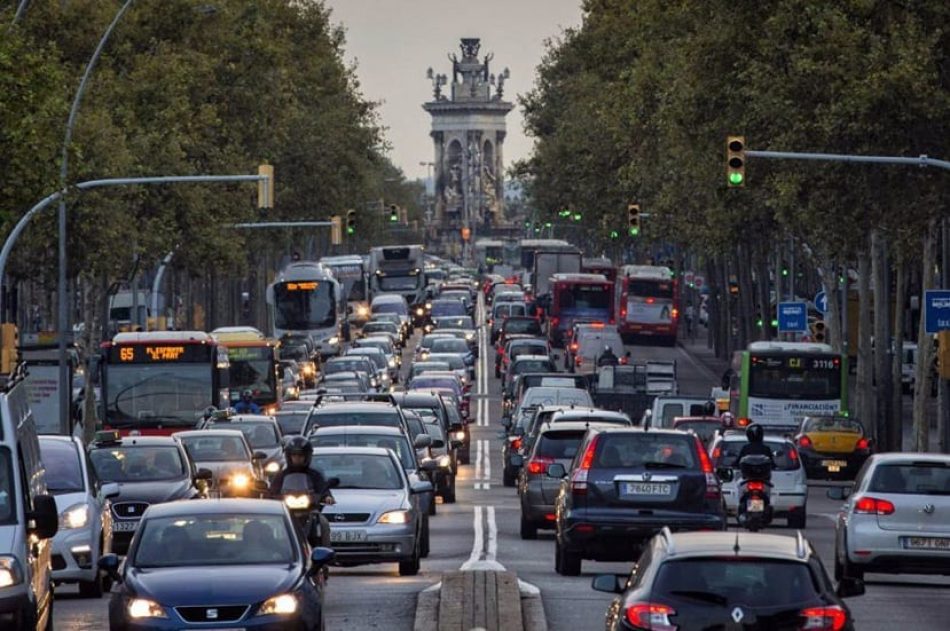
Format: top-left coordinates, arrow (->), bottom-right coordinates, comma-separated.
269,436 -> 334,548
737,423 -> 775,465
233,389 -> 261,414
597,345 -> 619,367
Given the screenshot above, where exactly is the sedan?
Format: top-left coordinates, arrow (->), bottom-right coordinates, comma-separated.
174,430 -> 266,498
101,499 -> 334,630
312,447 -> 431,576
205,415 -> 286,479
796,415 -> 873,480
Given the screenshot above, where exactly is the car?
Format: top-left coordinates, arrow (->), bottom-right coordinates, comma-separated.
708,431 -> 808,528
572,325 -> 626,373
409,360 -> 451,380
370,293 -> 411,331
641,395 -> 717,429
39,435 -> 120,598
795,415 -> 873,479
391,391 -> 461,472
432,315 -> 476,334
549,427 -> 725,575
352,335 -> 400,370
346,346 -> 394,388
428,337 -> 474,367
671,416 -> 724,447
304,401 -> 408,436
368,313 -> 409,343
592,529 -> 862,631
360,320 -> 403,348
323,356 -> 378,389
312,447 -> 431,575
497,337 -> 550,378
205,415 -> 286,478
500,315 -> 543,342
504,372 -> 589,420
413,413 -> 458,503
414,332 -> 454,361
174,430 -> 266,498
423,352 -> 471,386
831,452 -> 950,580
490,301 -> 528,343
309,426 -> 434,554
429,328 -> 479,358
407,373 -> 467,418
425,298 -> 467,328
274,410 -> 311,436
319,370 -> 372,393
279,337 -> 319,388
101,499 -> 334,630
88,433 -> 211,554
502,355 -> 559,401
509,386 -> 593,432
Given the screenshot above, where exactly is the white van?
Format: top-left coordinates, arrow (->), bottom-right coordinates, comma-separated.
0,371 -> 59,629
573,327 -> 626,374
642,395 -> 717,429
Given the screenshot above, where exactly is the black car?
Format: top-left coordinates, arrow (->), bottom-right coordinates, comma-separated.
391,392 -> 461,472
88,434 -> 210,555
101,499 -> 334,630
549,427 -> 725,575
592,529 -> 863,630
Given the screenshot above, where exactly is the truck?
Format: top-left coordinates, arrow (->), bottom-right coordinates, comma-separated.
532,249 -> 582,298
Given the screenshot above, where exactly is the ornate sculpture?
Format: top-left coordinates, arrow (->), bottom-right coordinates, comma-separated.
460,38 -> 481,59
427,67 -> 447,100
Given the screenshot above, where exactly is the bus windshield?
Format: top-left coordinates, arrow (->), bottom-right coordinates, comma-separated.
227,346 -> 276,402
556,284 -> 611,309
274,282 -> 336,330
749,355 -> 841,399
106,364 -> 211,426
627,279 -> 674,299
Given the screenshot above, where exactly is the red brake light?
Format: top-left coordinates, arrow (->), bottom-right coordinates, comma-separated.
737,417 -> 751,428
854,496 -> 895,515
799,606 -> 847,631
624,602 -> 677,631
788,446 -> 799,462
551,317 -> 559,327
798,435 -> 813,449
620,307 -> 627,318
855,437 -> 869,450
671,307 -> 679,319
645,297 -> 656,304
570,342 -> 578,351
746,480 -> 766,492
619,356 -> 628,365
590,322 -> 605,329
579,435 -> 599,470
694,437 -> 713,474
694,436 -> 720,500
526,457 -> 554,475
711,446 -> 721,460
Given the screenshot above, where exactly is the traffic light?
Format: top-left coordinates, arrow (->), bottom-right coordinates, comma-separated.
726,136 -> 745,187
572,212 -> 582,222
811,319 -> 826,343
558,209 -> 571,218
627,204 -> 641,237
609,229 -> 620,240
330,215 -> 342,245
389,204 -> 399,222
345,209 -> 356,235
0,324 -> 17,374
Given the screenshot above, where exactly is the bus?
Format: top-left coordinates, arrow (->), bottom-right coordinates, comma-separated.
617,265 -> 679,345
211,327 -> 281,414
267,261 -> 343,358
582,257 -> 617,284
474,238 -> 505,272
729,341 -> 848,433
548,273 -> 615,347
369,244 -> 426,317
100,331 -> 230,435
319,255 -> 370,326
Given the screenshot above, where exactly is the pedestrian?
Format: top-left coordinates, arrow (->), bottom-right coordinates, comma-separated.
684,303 -> 695,338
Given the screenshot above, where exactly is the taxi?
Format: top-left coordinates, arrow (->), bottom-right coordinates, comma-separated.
795,415 -> 873,480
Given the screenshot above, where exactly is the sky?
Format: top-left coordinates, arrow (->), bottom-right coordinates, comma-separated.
322,0 -> 585,182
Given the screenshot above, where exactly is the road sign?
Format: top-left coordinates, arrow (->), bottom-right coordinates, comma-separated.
814,290 -> 828,314
777,302 -> 808,333
693,275 -> 704,289
684,271 -> 695,286
924,290 -> 950,334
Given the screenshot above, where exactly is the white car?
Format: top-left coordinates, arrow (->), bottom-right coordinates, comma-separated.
708,432 -> 808,528
38,435 -> 119,597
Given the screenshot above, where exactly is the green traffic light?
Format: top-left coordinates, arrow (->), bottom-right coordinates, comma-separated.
346,227 -> 355,235
629,227 -> 640,237
389,214 -> 398,222
544,222 -> 552,228
756,319 -> 763,328
781,268 -> 789,277
609,230 -> 619,239
771,319 -> 779,327
728,172 -> 744,185
572,213 -> 582,221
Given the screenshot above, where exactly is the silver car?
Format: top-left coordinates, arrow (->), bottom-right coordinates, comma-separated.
313,447 -> 431,576
38,435 -> 119,597
174,429 -> 265,497
832,452 -> 950,580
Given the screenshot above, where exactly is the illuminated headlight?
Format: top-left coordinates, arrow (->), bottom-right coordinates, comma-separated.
452,430 -> 466,442
465,332 -> 475,341
0,557 -> 23,588
265,461 -> 281,474
425,303 -> 433,310
264,405 -> 278,415
371,378 -> 379,387
438,455 -> 452,469
258,593 -> 298,616
420,352 -> 430,360
327,336 -> 340,346
230,472 -> 251,489
356,305 -> 370,317
377,510 -> 411,525
416,308 -> 425,316
381,373 -> 391,383
60,503 -> 89,530
388,358 -> 397,368
128,598 -> 167,619
302,365 -> 314,376
284,494 -> 311,510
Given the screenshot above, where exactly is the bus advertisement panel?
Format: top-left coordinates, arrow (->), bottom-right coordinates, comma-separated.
548,273 -> 614,347
618,265 -> 678,344
100,331 -> 230,435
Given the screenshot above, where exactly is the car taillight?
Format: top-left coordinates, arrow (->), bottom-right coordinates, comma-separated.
620,307 -> 627,318
526,457 -> 554,475
550,317 -> 559,328
737,417 -> 751,427
746,480 -> 766,492
854,496 -> 895,515
855,437 -> 870,450
711,446 -> 721,460
788,446 -> 800,462
799,605 -> 847,631
571,436 -> 599,495
798,435 -> 813,449
624,602 -> 677,631
570,342 -> 578,352
671,307 -> 679,319
694,436 -> 719,500
511,437 -> 523,451
619,356 -> 628,365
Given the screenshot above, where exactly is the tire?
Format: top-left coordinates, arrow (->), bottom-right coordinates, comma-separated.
788,509 -> 807,529
555,542 -> 581,576
458,447 -> 470,466
503,466 -> 516,487
442,477 -> 457,504
421,518 -> 431,558
78,575 -> 103,598
427,495 -> 437,516
836,536 -> 864,581
520,514 -> 538,540
399,544 -> 421,576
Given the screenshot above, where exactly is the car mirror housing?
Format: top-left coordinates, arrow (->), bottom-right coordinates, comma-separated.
327,477 -> 341,489
826,486 -> 851,501
413,434 -> 433,449
591,574 -> 624,594
27,494 -> 58,540
411,481 -> 434,495
836,577 -> 865,598
420,459 -> 440,472
196,468 -> 214,481
716,467 -> 734,483
100,482 -> 121,500
252,451 -> 268,461
309,547 -> 336,574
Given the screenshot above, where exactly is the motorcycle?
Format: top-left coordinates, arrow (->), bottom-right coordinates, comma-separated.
278,472 -> 339,548
736,454 -> 773,532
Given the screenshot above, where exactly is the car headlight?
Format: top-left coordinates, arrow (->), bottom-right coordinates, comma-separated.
230,472 -> 251,489
265,461 -> 281,474
381,373 -> 391,382
452,431 -> 466,442
258,593 -> 298,616
60,503 -> 89,530
465,332 -> 475,341
388,358 -> 397,368
357,305 -> 370,317
425,303 -> 432,310
377,510 -> 411,525
416,307 -> 425,316
128,598 -> 167,619
327,336 -> 340,346
420,352 -> 429,360
438,455 -> 452,469
284,494 -> 311,510
0,556 -> 24,588
371,378 -> 379,387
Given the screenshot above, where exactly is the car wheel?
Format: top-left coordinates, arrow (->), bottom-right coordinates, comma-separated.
520,515 -> 538,540
428,495 -> 437,516
788,509 -> 807,529
555,542 -> 581,576
399,546 -> 421,576
442,477 -> 457,504
503,466 -> 516,487
78,574 -> 104,598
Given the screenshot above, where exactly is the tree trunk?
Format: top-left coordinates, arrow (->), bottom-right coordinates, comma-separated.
856,248 -> 874,436
872,231 -> 892,447
719,258 -> 734,358
82,274 -> 101,444
913,224 -> 937,451
890,252 -> 906,452
706,259 -> 721,356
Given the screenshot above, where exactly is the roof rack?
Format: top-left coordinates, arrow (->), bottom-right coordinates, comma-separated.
659,526 -> 675,556
312,392 -> 397,408
795,530 -> 808,560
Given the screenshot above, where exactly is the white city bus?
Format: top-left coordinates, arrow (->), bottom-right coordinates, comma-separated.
266,262 -> 343,358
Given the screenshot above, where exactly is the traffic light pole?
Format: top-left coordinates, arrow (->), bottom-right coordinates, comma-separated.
745,150 -> 950,171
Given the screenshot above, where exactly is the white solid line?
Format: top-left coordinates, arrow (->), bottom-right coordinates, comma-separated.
486,506 -> 498,562
474,438 -> 483,482
482,439 -> 491,482
468,505 -> 484,565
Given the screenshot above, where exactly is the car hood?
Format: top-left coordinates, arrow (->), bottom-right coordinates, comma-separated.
113,479 -> 197,504
126,564 -> 299,606
326,488 -> 409,517
52,491 -> 89,512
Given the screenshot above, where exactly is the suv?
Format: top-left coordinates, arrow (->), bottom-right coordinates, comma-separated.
592,529 -> 861,630
303,401 -> 409,435
549,427 -> 725,575
504,372 -> 588,421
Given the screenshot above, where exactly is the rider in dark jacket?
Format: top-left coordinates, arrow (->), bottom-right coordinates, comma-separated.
597,345 -> 619,367
737,423 -> 774,465
270,437 -> 334,548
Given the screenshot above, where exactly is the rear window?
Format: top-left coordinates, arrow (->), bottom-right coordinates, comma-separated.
593,434 -> 697,470
536,431 -> 586,459
653,559 -> 819,607
308,411 -> 401,431
513,359 -> 555,374
430,339 -> 468,353
275,411 -> 309,435
868,463 -> 950,495
802,417 -> 863,434
505,319 -> 542,335
714,440 -> 800,471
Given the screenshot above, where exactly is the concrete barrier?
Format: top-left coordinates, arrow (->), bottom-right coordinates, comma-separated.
414,570 -> 546,631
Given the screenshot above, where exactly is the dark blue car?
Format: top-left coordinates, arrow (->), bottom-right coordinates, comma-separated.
100,499 -> 334,630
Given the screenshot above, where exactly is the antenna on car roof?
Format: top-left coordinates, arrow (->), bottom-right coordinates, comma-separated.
733,530 -> 741,555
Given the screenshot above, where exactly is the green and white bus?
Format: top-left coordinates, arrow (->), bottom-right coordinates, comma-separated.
729,341 -> 848,432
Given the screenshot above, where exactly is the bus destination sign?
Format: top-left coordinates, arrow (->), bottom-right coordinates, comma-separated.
110,344 -> 211,363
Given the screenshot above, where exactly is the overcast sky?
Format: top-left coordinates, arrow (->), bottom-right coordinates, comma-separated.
322,0 -> 584,182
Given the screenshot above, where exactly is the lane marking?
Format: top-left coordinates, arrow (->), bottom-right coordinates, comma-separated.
474,438 -> 483,487
486,506 -> 498,562
482,439 -> 491,488
464,505 -> 484,567
460,504 -> 505,571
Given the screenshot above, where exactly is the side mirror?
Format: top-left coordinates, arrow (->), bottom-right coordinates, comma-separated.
252,451 -> 268,461
836,577 -> 865,598
196,468 -> 214,481
450,439 -> 464,449
411,480 -> 434,495
98,553 -> 122,582
591,574 -> 624,594
413,434 -> 433,449
309,547 -> 335,574
546,463 -> 567,479
27,494 -> 58,540
510,454 -> 524,468
716,467 -> 734,483
100,482 -> 121,500
826,486 -> 851,501
432,439 -> 446,449
327,476 -> 341,489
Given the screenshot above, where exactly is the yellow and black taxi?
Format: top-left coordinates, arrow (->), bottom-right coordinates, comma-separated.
794,415 -> 873,480
87,431 -> 212,554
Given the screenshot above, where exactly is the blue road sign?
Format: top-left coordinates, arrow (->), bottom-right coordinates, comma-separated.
814,290 -> 828,314
777,302 -> 808,333
924,290 -> 950,334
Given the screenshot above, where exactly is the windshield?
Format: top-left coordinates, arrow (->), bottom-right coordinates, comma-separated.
134,514 -> 293,568
274,281 -> 336,330
311,434 -> 415,471
714,439 -> 800,471
0,449 -> 12,525
362,323 -> 397,336
869,463 -> 950,495
105,363 -> 211,427
39,440 -> 85,494
228,347 -> 276,401
409,377 -> 459,394
427,354 -> 465,370
308,412 -> 402,431
749,354 -> 842,399
179,435 -> 250,462
627,279 -> 674,299
505,319 -> 542,335
90,446 -> 186,482
311,453 -> 402,490
653,559 -> 819,607
557,284 -> 612,309
372,299 -> 408,315
325,359 -> 370,374
431,301 -> 466,317
275,412 -> 309,435
348,351 -> 386,369
235,423 -> 280,448
803,416 -> 863,434
430,339 -> 468,354
412,362 -> 450,377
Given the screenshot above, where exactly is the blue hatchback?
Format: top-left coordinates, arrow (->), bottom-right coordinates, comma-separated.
100,498 -> 334,630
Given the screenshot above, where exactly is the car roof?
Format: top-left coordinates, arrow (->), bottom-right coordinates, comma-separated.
538,420 -> 615,433
551,408 -> 630,421
174,429 -> 247,439
311,426 -> 405,437
391,392 -> 444,404
90,436 -> 181,448
867,452 -> 950,465
144,498 -> 285,519
311,446 -> 395,457
717,432 -> 790,443
659,530 -> 812,562
591,426 -> 689,438
230,414 -> 277,423
511,355 -> 552,362
312,403 -> 399,414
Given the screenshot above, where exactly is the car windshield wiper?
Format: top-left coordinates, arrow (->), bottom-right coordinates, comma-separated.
643,461 -> 688,469
668,590 -> 729,606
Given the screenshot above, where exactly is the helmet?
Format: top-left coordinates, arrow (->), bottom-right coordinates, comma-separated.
283,436 -> 313,467
604,345 -> 613,352
746,423 -> 764,443
241,389 -> 253,400
203,406 -> 217,420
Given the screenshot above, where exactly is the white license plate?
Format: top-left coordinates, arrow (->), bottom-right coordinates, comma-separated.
623,482 -> 672,496
748,499 -> 765,512
904,537 -> 950,550
823,460 -> 847,472
330,529 -> 367,543
113,521 -> 138,532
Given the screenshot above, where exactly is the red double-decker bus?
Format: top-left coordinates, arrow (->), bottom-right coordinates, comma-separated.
617,265 -> 679,345
100,331 -> 230,435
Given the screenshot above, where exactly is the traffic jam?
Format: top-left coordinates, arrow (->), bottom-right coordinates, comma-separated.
7,240 -> 950,631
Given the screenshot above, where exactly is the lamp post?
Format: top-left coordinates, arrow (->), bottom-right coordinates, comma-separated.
419,161 -> 434,226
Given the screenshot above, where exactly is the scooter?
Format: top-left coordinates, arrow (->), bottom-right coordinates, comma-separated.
736,454 -> 773,532
278,472 -> 339,548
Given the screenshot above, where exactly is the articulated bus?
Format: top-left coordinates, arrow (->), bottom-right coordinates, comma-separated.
267,261 -> 343,358
729,341 -> 848,433
211,327 -> 281,414
617,265 -> 679,345
320,255 -> 370,325
100,331 -> 230,435
369,244 -> 427,312
548,273 -> 615,347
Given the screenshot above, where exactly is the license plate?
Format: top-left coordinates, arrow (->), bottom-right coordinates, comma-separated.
330,529 -> 367,543
748,498 -> 765,512
622,482 -> 672,496
113,521 -> 138,532
823,460 -> 847,472
904,537 -> 950,550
